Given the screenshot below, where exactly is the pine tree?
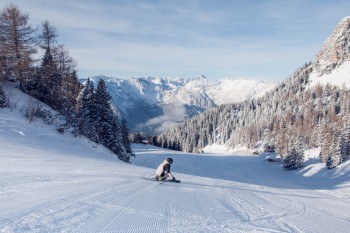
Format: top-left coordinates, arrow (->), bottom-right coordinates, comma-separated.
121,119 -> 133,156
320,127 -> 333,162
25,19 -> 80,116
0,83 -> 6,107
283,136 -> 304,170
77,79 -> 98,142
93,79 -> 114,144
35,20 -> 61,109
327,125 -> 350,169
340,123 -> 350,162
111,116 -> 129,162
129,132 -> 144,143
0,28 -> 6,81
93,79 -> 130,162
38,48 -> 61,108
60,70 -> 82,119
326,132 -> 343,169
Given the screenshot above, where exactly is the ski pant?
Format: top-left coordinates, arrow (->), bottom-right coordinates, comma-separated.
155,173 -> 171,180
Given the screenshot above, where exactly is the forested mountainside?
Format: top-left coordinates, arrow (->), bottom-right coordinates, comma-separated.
155,17 -> 350,169
86,76 -> 275,133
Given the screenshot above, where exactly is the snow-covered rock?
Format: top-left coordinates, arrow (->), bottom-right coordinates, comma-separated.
309,17 -> 350,88
309,60 -> 350,88
314,16 -> 350,76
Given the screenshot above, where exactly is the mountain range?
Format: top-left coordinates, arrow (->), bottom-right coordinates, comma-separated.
154,16 -> 350,157
85,76 -> 276,133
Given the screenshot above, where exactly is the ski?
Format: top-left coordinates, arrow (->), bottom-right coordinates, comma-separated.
166,179 -> 181,183
143,176 -> 181,183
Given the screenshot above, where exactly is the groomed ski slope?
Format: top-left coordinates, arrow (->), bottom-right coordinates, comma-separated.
1,108 -> 350,232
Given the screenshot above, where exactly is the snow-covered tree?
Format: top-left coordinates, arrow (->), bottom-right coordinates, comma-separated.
327,124 -> 350,169
327,132 -> 342,169
155,61 -> 350,161
110,116 -> 130,162
121,119 -> 133,156
283,136 -> 305,170
75,79 -> 132,162
93,79 -> 114,143
0,83 -> 6,107
77,79 -> 98,142
340,123 -> 350,161
93,79 -> 131,162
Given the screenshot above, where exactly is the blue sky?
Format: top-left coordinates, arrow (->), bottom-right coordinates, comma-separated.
1,0 -> 350,81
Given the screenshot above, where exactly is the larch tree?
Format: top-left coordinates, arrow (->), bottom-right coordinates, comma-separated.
39,20 -> 57,53
60,69 -> 82,118
0,25 -> 6,81
0,4 -> 36,85
28,20 -> 81,116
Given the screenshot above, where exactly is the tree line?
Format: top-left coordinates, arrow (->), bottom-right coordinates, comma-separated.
154,62 -> 350,170
0,4 -> 132,162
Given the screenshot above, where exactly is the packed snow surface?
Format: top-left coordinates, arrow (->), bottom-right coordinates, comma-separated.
1,83 -> 350,232
1,107 -> 350,232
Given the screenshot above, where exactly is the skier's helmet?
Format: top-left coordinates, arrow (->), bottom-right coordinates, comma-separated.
167,158 -> 173,164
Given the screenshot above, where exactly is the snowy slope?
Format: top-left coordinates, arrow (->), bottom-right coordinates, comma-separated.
1,88 -> 350,232
87,76 -> 275,133
206,78 -> 276,104
309,60 -> 350,88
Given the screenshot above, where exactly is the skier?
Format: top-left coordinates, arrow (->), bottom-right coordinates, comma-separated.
155,158 -> 177,181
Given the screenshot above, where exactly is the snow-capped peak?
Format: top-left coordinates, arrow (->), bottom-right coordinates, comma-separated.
87,76 -> 276,133
314,16 -> 350,76
309,16 -> 350,89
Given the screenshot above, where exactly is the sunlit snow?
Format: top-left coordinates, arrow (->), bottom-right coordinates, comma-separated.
1,84 -> 350,232
309,60 -> 350,88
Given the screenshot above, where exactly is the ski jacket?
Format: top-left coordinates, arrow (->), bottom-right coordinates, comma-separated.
156,160 -> 173,178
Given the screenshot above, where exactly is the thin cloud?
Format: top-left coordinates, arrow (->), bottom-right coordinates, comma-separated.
140,104 -> 187,134
1,0 -> 350,81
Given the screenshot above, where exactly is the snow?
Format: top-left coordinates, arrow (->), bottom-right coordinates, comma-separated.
206,78 -> 276,105
87,75 -> 275,133
1,84 -> 350,232
203,143 -> 254,156
309,60 -> 350,88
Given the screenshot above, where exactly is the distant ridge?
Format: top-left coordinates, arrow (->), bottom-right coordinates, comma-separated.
85,76 -> 276,133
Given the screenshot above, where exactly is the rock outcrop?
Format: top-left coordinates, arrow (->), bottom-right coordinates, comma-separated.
314,16 -> 350,75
